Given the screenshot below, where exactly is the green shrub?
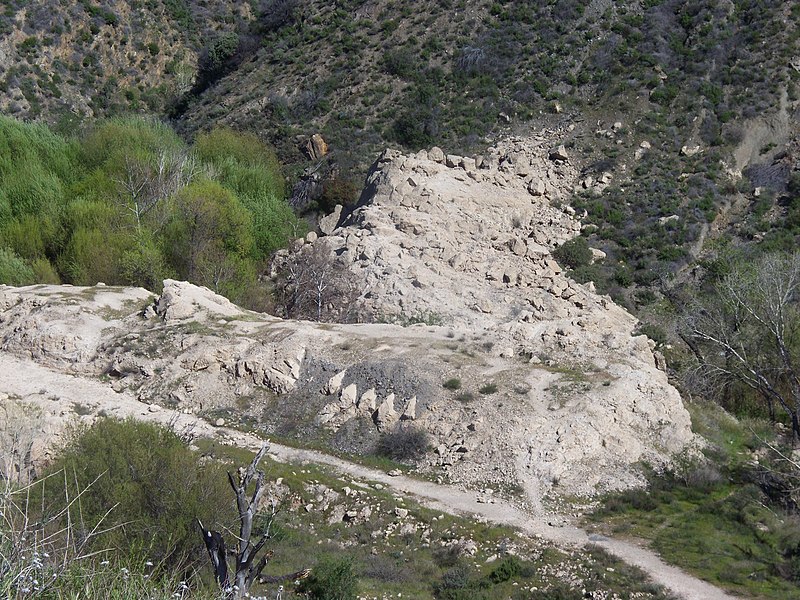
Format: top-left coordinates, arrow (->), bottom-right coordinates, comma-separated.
0,214 -> 53,260
202,32 -> 240,73
60,227 -> 126,285
318,177 -> 360,213
78,117 -> 183,172
0,115 -> 75,222
443,378 -> 462,390
488,556 -> 522,583
479,382 -> 498,395
40,418 -> 234,571
30,257 -> 60,283
194,128 -> 301,257
553,237 -> 593,270
636,323 -> 667,347
0,247 -> 34,285
298,556 -> 358,600
161,179 -> 257,299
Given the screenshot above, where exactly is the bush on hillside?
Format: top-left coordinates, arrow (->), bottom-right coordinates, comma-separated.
553,237 -> 593,270
39,418 -> 234,571
297,556 -> 358,600
376,425 -> 429,462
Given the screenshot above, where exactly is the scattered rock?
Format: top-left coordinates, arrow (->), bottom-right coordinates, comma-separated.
428,147 -> 445,163
305,133 -> 329,160
319,204 -> 343,236
375,394 -> 398,431
549,145 -> 569,161
325,370 -> 347,395
340,383 -> 358,405
680,144 -> 701,157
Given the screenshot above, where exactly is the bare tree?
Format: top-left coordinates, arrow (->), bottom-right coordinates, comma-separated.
275,242 -> 360,322
198,443 -> 308,599
114,150 -> 200,231
683,251 -> 800,438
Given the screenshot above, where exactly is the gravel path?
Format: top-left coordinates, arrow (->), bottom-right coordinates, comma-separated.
0,355 -> 736,600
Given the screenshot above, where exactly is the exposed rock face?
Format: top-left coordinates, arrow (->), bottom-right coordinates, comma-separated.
282,133 -> 585,328
0,131 -> 698,502
305,133 -> 329,160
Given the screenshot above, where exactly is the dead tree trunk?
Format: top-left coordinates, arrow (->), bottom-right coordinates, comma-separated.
228,444 -> 274,599
199,443 -> 309,599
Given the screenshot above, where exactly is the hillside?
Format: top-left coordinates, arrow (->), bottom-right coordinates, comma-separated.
5,0 -> 798,310
0,0 -> 245,123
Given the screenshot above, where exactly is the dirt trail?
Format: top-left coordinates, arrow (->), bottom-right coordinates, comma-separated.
0,355 -> 736,600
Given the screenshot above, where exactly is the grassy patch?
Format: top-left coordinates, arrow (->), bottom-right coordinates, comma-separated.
587,402 -> 800,599
478,382 -> 498,395
443,377 -> 462,390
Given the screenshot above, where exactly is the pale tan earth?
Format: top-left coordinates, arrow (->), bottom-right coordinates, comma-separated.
0,132 -> 721,598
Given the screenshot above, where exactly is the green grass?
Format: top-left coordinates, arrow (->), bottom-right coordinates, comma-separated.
443,377 -> 462,390
587,401 -> 800,599
478,382 -> 498,395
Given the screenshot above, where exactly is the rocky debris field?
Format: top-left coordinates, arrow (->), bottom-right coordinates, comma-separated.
0,131 -> 697,507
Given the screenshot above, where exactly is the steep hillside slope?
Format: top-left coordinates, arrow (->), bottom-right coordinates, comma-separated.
0,0 -> 245,123
175,0 -> 800,305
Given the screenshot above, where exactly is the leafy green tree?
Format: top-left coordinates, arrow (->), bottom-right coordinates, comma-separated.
78,117 -> 184,173
0,116 -> 76,264
120,231 -> 171,291
194,128 -> 301,257
76,117 -> 191,230
162,180 -> 255,294
59,227 -> 127,285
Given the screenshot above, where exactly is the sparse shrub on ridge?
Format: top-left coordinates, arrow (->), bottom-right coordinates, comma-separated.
478,382 -> 498,395
443,378 -> 462,390
298,556 -> 358,600
376,425 -> 429,462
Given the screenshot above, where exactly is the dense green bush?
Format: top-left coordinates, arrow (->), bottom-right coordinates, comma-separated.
40,418 -> 235,571
194,127 -> 300,258
443,378 -> 462,390
0,247 -> 34,285
0,116 -> 301,307
298,556 -> 358,600
163,179 -> 255,296
203,32 -> 240,73
553,237 -> 593,270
